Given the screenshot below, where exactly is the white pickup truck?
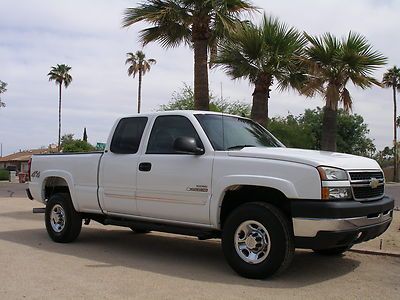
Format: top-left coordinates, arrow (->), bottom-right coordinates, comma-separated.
28,110 -> 394,278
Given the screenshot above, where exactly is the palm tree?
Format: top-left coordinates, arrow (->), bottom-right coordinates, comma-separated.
301,32 -> 386,152
122,0 -> 256,111
125,51 -> 156,113
0,80 -> 7,108
48,64 -> 73,151
213,16 -> 307,125
383,66 -> 400,182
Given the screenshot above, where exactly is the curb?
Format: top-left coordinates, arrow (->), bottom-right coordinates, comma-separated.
349,248 -> 400,258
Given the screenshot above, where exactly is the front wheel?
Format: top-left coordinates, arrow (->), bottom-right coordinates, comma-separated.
222,202 -> 294,279
45,193 -> 82,243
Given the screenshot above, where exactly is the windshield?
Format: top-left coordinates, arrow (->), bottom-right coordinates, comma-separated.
195,114 -> 284,151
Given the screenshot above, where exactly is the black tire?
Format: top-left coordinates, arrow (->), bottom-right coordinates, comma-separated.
45,193 -> 82,243
313,245 -> 351,256
129,227 -> 151,234
222,202 -> 294,279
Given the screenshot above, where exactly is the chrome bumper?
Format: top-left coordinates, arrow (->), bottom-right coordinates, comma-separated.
293,210 -> 393,238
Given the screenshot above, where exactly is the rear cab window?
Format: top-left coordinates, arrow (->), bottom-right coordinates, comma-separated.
110,117 -> 148,154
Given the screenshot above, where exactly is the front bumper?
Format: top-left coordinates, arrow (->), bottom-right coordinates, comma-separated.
291,196 -> 394,249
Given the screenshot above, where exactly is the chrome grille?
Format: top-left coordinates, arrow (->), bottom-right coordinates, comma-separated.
349,171 -> 384,181
349,171 -> 385,201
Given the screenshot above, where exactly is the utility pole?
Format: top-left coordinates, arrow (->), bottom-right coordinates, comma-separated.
393,75 -> 398,182
0,143 -> 2,157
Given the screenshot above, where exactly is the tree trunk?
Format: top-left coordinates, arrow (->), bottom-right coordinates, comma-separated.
58,83 -> 62,152
393,84 -> 398,182
251,76 -> 271,126
137,68 -> 142,114
193,38 -> 210,111
321,106 -> 338,152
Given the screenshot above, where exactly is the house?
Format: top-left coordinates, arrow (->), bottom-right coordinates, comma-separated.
0,149 -> 48,173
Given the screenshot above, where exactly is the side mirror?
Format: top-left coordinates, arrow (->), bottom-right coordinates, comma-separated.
173,137 -> 204,155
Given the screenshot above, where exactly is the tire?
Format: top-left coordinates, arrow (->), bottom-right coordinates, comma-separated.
45,193 -> 82,243
222,202 -> 294,279
313,245 -> 351,256
129,227 -> 151,234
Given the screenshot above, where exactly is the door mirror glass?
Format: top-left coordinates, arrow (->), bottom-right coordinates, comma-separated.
173,137 -> 204,155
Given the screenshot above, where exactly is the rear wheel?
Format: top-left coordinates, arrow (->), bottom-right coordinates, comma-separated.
313,245 -> 351,256
222,202 -> 294,279
45,193 -> 82,243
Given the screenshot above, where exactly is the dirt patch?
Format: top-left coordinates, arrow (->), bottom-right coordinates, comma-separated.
353,211 -> 400,254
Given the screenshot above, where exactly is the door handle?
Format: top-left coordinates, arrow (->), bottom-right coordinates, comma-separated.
139,162 -> 152,172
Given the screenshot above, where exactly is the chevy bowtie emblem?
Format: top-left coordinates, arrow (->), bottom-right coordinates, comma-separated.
369,178 -> 380,189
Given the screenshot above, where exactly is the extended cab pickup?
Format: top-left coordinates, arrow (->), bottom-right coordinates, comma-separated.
28,111 -> 394,278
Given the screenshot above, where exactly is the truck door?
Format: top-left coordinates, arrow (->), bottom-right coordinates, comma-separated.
98,117 -> 148,215
136,115 -> 213,224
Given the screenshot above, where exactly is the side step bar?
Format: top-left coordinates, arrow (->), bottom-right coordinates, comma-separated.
102,217 -> 220,240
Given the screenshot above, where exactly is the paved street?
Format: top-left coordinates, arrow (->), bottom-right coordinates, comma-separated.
386,185 -> 400,209
0,182 -> 28,198
0,197 -> 399,299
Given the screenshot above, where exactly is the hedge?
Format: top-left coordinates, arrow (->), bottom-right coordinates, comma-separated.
0,169 -> 9,181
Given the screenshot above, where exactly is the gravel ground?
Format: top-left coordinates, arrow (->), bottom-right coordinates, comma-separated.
0,197 -> 399,299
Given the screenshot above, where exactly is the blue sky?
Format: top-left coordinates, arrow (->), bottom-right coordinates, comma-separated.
0,0 -> 399,155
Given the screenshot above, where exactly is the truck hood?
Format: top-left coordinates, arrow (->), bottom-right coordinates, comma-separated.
228,147 -> 381,170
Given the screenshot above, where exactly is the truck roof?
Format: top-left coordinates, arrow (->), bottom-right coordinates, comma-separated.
121,110 -> 245,119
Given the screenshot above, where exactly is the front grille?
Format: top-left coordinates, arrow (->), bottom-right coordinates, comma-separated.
349,171 -> 384,181
353,185 -> 384,200
349,171 -> 385,201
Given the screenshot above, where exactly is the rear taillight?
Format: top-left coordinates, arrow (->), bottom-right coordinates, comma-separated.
28,158 -> 32,181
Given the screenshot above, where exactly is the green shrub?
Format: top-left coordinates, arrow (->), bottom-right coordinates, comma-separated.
0,169 -> 9,181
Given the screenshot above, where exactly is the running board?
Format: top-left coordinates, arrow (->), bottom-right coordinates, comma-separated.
103,217 -> 220,240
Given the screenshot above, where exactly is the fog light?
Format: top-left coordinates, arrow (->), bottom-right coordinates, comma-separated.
328,187 -> 351,199
322,187 -> 352,200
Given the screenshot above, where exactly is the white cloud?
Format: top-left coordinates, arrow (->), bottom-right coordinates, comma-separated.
0,0 -> 398,155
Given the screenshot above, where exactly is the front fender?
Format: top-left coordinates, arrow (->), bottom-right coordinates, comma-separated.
210,175 -> 298,228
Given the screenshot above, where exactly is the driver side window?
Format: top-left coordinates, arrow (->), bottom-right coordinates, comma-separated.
146,115 -> 202,154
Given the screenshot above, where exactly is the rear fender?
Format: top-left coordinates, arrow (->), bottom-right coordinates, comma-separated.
40,170 -> 79,211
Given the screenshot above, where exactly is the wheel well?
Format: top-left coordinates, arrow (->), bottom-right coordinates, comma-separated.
43,177 -> 70,200
219,185 -> 291,228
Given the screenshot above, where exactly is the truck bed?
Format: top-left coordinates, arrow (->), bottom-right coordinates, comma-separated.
30,152 -> 104,213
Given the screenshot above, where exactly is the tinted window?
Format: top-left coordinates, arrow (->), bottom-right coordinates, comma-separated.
147,115 -> 202,154
195,114 -> 283,150
110,117 -> 148,154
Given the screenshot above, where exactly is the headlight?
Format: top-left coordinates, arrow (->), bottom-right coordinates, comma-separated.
317,166 -> 348,181
318,166 -> 351,200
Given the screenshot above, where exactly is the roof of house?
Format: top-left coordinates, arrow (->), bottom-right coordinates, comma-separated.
0,149 -> 48,162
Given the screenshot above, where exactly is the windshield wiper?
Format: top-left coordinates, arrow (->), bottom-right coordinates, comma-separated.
227,145 -> 256,150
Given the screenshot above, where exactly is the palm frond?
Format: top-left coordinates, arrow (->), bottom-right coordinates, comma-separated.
47,64 -> 72,87
383,65 -> 400,89
340,87 -> 353,112
125,50 -> 156,78
214,14 -> 306,91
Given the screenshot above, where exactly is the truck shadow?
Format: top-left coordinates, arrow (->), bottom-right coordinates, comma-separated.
0,224 -> 360,288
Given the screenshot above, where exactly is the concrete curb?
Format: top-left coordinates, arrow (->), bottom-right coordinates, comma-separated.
349,248 -> 400,258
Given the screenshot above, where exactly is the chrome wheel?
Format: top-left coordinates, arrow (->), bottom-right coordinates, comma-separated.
50,204 -> 66,233
234,220 -> 271,264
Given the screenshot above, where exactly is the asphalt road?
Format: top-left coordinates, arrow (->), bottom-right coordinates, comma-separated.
386,185 -> 400,209
0,182 -> 28,198
0,197 -> 399,299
